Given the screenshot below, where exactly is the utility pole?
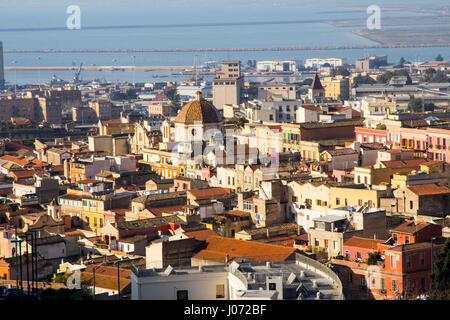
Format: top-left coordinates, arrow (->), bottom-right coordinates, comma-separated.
132,56 -> 136,87
116,260 -> 121,300
37,57 -> 41,90
12,60 -> 17,95
421,89 -> 425,113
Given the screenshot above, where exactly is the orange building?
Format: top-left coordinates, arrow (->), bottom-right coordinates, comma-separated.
332,221 -> 444,300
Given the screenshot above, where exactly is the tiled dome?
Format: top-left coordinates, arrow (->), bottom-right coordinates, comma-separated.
175,91 -> 221,124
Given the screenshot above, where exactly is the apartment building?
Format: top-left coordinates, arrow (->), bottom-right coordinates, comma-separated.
331,221 -> 444,300
212,60 -> 243,110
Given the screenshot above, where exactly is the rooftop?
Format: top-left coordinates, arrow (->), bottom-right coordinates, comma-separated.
313,215 -> 346,223
344,236 -> 385,250
406,183 -> 450,196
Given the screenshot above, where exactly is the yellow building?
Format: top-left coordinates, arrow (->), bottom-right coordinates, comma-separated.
281,124 -> 301,153
98,119 -> 134,136
329,184 -> 390,209
82,197 -> 106,234
321,76 -> 350,100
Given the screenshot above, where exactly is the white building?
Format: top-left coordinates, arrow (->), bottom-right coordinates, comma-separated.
256,60 -> 301,73
305,58 -> 345,69
131,258 -> 343,300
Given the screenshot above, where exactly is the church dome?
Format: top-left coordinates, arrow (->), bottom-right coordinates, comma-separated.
175,91 -> 221,124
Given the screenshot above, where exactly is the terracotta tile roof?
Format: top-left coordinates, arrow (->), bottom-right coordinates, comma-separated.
192,236 -> 297,263
326,148 -> 358,157
344,236 -> 385,250
0,155 -> 29,167
50,164 -> 64,172
7,169 -> 36,179
391,221 -> 437,235
379,158 -> 431,169
175,93 -> 220,124
227,210 -> 250,217
82,265 -> 130,291
184,229 -> 218,241
360,142 -> 385,150
302,105 -> 322,111
406,183 -> 450,196
78,179 -> 102,184
148,205 -> 186,216
188,187 -> 232,200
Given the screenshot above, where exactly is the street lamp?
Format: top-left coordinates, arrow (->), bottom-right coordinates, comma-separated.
92,261 -> 107,300
112,59 -> 117,85
431,237 -> 437,274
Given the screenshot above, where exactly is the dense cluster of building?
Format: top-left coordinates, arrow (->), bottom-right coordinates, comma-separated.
0,50 -> 449,300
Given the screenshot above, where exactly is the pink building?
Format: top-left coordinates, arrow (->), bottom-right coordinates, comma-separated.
355,127 -> 387,145
386,126 -> 450,163
147,102 -> 170,116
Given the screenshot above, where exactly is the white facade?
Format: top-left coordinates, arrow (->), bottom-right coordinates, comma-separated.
305,58 -> 345,68
256,60 -> 301,73
296,107 -> 319,123
131,259 -> 344,300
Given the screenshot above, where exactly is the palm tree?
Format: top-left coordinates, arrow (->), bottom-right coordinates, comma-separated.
232,115 -> 246,131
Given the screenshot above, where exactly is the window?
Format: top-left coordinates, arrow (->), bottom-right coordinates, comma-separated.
420,278 -> 425,291
410,201 -> 413,210
356,252 -> 361,259
393,233 -> 398,243
407,255 -> 412,268
391,279 -> 398,292
371,277 -> 376,289
345,250 -> 350,259
405,236 -> 410,244
269,283 -> 276,290
336,198 -> 340,205
390,254 -> 397,269
360,275 -> 366,287
348,272 -> 352,283
315,239 -> 319,247
216,285 -> 225,298
177,290 -> 188,300
420,253 -> 425,265
380,278 -> 386,291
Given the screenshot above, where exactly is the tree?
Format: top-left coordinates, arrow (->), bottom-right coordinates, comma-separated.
232,115 -> 246,131
436,54 -> 444,61
428,237 -> 450,300
126,89 -> 137,100
164,86 -> 181,116
377,69 -> 412,84
422,68 -> 449,83
377,71 -> 394,84
110,91 -> 128,101
353,75 -> 376,86
331,66 -> 350,77
408,97 -> 435,112
338,91 -> 349,102
367,252 -> 381,265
